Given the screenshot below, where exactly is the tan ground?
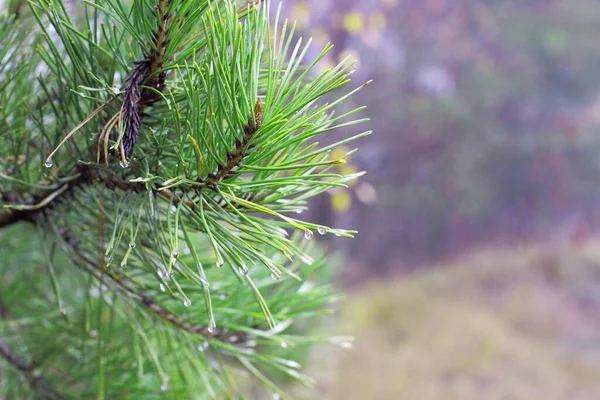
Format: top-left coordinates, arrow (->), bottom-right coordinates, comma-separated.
307,242 -> 600,400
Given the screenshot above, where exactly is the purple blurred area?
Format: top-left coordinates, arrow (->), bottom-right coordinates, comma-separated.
281,0 -> 600,282
277,3 -> 600,399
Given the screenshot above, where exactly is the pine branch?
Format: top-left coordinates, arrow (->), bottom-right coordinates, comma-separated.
0,1 -> 368,396
0,341 -> 64,400
67,237 -> 250,344
0,208 -> 34,228
1,99 -> 264,229
203,99 -> 263,189
0,165 -> 145,229
0,342 -> 29,373
0,162 -> 247,230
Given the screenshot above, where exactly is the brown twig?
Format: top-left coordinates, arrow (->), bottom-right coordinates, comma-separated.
0,164 -> 228,230
0,165 -> 145,229
203,99 -> 263,189
0,297 -> 12,320
0,341 -> 64,399
62,232 -> 249,344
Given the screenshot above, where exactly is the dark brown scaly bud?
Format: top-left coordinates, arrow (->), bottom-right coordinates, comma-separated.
253,97 -> 263,129
122,59 -> 151,158
119,0 -> 172,160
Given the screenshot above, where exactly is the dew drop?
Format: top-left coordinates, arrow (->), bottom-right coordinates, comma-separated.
239,266 -> 248,276
280,341 -> 288,349
119,160 -> 130,169
284,360 -> 302,369
89,330 -> 98,338
129,242 -> 136,249
160,376 -> 169,392
219,293 -> 227,301
170,205 -> 177,214
295,208 -> 303,214
166,271 -> 174,279
198,341 -> 209,352
60,307 -> 67,316
44,159 -> 53,168
157,268 -> 164,279
207,324 -> 216,334
300,255 -> 314,266
183,299 -> 191,307
216,259 -> 224,267
273,394 -> 281,400
330,336 -> 355,349
171,250 -> 179,260
317,227 -> 327,235
335,233 -> 342,237
270,272 -> 280,280
304,230 -> 313,240
159,283 -> 166,292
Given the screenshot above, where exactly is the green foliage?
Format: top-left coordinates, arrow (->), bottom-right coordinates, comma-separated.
0,0 -> 368,398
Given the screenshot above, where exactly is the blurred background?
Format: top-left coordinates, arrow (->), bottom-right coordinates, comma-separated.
279,0 -> 600,398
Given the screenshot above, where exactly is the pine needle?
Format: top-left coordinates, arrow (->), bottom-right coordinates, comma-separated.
45,98 -> 114,165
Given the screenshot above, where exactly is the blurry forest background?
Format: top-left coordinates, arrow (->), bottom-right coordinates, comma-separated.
278,0 -> 600,399
282,0 -> 600,279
